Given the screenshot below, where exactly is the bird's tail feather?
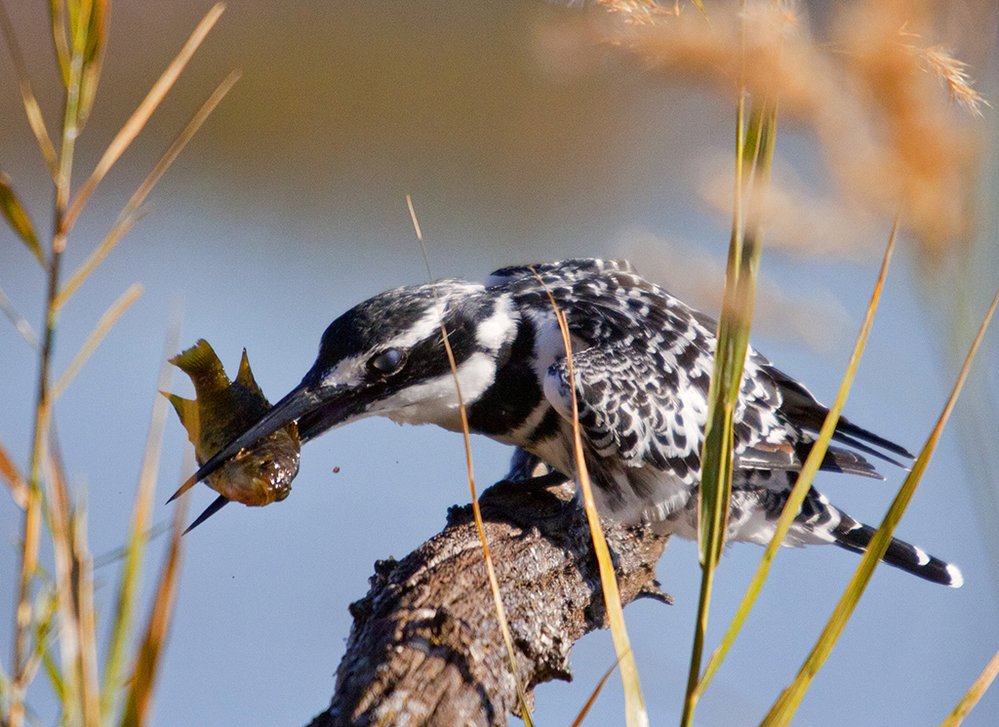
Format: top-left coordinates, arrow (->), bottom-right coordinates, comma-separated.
832,518 -> 963,588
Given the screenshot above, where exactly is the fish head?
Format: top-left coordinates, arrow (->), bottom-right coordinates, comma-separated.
208,424 -> 301,506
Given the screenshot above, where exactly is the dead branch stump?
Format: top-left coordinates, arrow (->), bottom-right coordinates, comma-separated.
305,478 -> 671,727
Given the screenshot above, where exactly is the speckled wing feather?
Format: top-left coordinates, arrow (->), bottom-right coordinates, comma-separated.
490,259 -> 909,498
543,342 -> 705,475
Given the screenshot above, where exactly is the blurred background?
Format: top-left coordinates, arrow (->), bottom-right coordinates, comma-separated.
1,1 -> 997,725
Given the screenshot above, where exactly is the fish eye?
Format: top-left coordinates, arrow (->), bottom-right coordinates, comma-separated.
368,348 -> 406,376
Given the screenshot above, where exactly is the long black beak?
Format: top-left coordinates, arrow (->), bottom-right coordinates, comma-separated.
183,495 -> 230,534
167,380 -> 324,507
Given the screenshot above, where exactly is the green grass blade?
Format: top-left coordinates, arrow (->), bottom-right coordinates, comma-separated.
48,0 -> 71,85
28,587 -> 59,704
41,644 -> 67,707
762,287 -> 999,727
694,216 -> 898,700
682,94 -> 777,727
76,0 -> 108,127
941,648 -> 999,727
0,0 -> 58,173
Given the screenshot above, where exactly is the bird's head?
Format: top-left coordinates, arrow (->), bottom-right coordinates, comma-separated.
182,280 -> 519,492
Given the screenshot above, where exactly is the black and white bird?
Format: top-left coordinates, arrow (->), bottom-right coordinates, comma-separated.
182,258 -> 962,587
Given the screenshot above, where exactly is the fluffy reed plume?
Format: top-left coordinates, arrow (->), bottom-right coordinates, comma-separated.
697,156 -> 883,261
917,45 -> 990,116
587,0 -> 988,260
595,0 -> 680,24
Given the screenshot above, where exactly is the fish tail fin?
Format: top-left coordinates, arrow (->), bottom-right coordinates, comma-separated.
169,339 -> 229,393
170,339 -> 222,374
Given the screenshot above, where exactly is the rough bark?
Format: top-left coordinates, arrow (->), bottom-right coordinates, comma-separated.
305,477 -> 672,727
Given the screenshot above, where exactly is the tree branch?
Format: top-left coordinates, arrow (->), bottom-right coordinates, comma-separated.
305,478 -> 672,727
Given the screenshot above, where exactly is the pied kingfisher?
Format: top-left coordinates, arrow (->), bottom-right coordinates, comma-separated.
184,258 -> 961,587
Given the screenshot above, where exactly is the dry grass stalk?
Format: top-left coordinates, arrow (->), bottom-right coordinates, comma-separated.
58,70 -> 241,308
40,434 -> 101,726
101,326 -> 181,720
0,0 -> 58,172
942,648 -> 999,726
0,284 -> 40,350
1,439 -> 30,509
407,196 -> 534,726
695,215 -> 898,703
62,2 -> 226,234
763,284 -> 999,724
534,270 -> 649,727
120,498 -> 188,727
52,284 -> 143,400
0,172 -> 44,265
570,656 -> 623,727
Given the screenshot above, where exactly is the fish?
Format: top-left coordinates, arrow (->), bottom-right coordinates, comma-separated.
164,339 -> 301,532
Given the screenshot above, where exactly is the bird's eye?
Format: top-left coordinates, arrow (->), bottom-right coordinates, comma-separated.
369,348 -> 406,376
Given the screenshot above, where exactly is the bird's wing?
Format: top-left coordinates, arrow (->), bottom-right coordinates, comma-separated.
541,338 -> 906,493
498,258 -> 911,481
541,342 -> 706,479
759,363 -> 914,465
